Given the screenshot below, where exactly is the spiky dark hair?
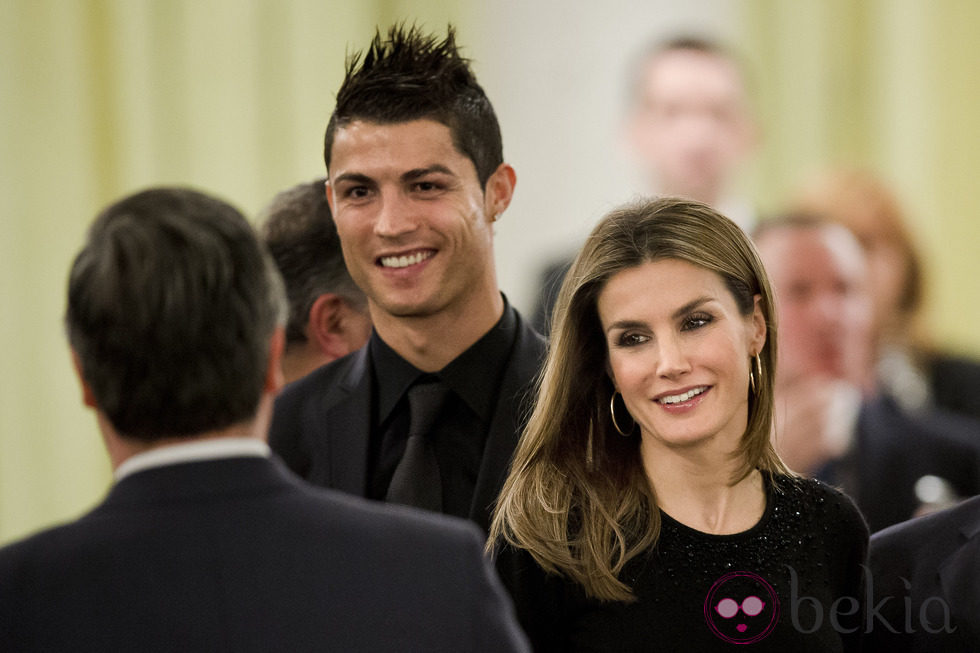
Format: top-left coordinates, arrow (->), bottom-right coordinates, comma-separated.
323,24 -> 504,188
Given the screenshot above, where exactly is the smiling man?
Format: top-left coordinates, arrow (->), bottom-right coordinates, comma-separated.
269,25 -> 546,533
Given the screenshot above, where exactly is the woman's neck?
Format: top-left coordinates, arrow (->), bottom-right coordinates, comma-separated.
643,444 -> 766,535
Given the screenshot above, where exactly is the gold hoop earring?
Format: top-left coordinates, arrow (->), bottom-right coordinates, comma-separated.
610,391 -> 633,437
749,354 -> 762,394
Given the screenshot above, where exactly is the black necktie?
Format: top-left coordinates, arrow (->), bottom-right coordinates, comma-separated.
385,380 -> 448,511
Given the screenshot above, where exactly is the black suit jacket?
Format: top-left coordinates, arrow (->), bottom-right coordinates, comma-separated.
270,308 -> 547,533
867,494 -> 980,651
0,456 -> 529,652
927,351 -> 980,422
823,395 -> 980,532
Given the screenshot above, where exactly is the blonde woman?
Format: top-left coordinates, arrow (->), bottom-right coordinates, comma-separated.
491,198 -> 867,651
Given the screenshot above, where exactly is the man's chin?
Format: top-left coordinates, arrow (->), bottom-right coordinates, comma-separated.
371,297 -> 442,320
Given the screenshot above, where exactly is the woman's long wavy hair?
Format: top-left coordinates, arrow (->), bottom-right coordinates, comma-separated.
489,197 -> 788,601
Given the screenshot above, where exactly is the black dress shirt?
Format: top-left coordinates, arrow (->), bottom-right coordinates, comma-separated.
367,298 -> 518,518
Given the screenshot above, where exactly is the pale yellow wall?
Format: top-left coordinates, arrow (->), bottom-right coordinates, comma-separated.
917,0 -> 980,356
0,0 -> 454,545
2,0 -> 114,546
744,0 -> 980,357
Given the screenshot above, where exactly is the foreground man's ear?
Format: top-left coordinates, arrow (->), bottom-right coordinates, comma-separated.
265,327 -> 286,394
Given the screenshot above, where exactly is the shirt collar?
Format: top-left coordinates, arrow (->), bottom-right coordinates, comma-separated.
114,437 -> 270,482
440,299 -> 516,418
370,295 -> 518,423
371,334 -> 425,424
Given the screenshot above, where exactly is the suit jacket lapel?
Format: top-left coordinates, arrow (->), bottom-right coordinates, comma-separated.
321,347 -> 373,496
937,509 -> 980,643
470,316 -> 546,533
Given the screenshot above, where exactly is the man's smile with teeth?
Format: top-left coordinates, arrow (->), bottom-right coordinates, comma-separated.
379,250 -> 434,268
657,386 -> 708,404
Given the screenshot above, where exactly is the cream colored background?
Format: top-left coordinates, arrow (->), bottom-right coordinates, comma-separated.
2,0 -> 978,544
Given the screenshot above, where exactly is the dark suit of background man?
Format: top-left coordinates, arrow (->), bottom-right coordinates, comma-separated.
868,495 -> 980,651
259,178 -> 373,385
0,188 -> 529,652
269,25 -> 547,534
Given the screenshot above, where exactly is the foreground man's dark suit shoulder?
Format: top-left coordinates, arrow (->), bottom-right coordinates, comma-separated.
868,494 -> 980,652
269,309 -> 546,533
0,456 -> 529,652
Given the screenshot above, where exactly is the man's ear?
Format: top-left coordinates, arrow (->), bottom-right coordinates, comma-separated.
484,163 -> 517,220
69,349 -> 98,408
307,293 -> 353,361
265,327 -> 286,394
324,179 -> 335,214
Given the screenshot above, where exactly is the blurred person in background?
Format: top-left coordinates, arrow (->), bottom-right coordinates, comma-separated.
259,178 -> 372,385
755,216 -> 980,532
533,35 -> 761,333
791,168 -> 980,421
624,35 -> 760,230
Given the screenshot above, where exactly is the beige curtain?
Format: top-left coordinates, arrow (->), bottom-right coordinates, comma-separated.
743,0 -> 980,356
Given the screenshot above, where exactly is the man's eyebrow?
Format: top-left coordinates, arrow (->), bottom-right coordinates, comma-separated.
330,172 -> 374,186
402,165 -> 455,182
